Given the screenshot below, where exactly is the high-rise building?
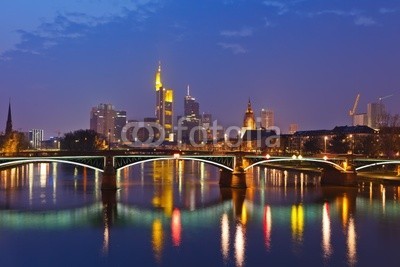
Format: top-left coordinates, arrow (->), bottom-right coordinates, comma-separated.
114,110 -> 127,142
90,103 -> 117,142
184,85 -> 200,119
260,108 -> 274,129
5,101 -> 12,135
29,129 -> 44,149
178,86 -> 201,144
367,102 -> 384,129
289,123 -> 299,134
155,63 -> 174,141
353,113 -> 367,126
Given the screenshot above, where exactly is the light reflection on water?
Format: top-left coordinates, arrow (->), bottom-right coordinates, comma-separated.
0,161 -> 400,266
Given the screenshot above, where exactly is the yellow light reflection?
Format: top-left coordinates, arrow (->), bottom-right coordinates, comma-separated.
221,213 -> 230,262
241,202 -> 248,225
263,206 -> 272,251
235,223 -> 245,267
39,163 -> 48,188
291,205 -> 304,243
342,194 -> 349,227
322,203 -> 332,259
152,219 -> 164,263
171,208 -> 181,247
347,217 -> 357,266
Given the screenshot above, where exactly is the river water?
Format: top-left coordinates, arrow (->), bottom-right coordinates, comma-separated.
0,161 -> 399,266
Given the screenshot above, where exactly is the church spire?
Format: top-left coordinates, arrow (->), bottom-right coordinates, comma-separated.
5,100 -> 12,135
155,61 -> 163,91
187,85 -> 190,96
247,98 -> 253,113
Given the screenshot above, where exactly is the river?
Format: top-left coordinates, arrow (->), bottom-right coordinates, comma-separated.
0,161 -> 399,266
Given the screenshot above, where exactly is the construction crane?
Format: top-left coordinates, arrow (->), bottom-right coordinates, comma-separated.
378,94 -> 393,104
349,93 -> 360,116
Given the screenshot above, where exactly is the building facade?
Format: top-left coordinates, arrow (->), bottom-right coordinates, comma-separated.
90,103 -> 117,142
155,63 -> 174,141
114,110 -> 127,142
260,108 -> 274,129
29,129 -> 44,149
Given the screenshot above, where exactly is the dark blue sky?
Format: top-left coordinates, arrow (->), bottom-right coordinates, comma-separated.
1,0 -> 399,137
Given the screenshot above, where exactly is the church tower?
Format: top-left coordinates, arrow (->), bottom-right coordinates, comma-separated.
243,99 -> 256,130
5,100 -> 13,135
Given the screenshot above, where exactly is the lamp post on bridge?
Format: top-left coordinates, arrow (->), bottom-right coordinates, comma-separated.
324,136 -> 328,154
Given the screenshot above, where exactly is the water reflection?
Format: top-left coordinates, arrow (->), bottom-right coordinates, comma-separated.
347,217 -> 357,266
322,202 -> 332,259
171,208 -> 181,247
221,213 -> 230,263
263,205 -> 272,251
235,223 -> 245,267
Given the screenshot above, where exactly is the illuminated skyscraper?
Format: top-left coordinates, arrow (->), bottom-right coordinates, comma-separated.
184,85 -> 200,119
90,103 -> 116,142
155,62 -> 174,141
114,110 -> 127,142
260,108 -> 274,129
29,129 -> 44,149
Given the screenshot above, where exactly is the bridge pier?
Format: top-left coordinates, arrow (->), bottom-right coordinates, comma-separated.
219,166 -> 247,188
320,169 -> 357,187
101,156 -> 117,190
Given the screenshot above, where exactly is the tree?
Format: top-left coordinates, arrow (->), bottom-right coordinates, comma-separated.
302,138 -> 321,155
60,129 -> 106,152
0,131 -> 29,153
329,134 -> 350,154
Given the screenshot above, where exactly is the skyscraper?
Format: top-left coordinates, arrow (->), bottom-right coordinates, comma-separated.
367,102 -> 384,129
260,108 -> 274,129
29,129 -> 44,149
179,86 -> 201,144
114,110 -> 127,142
155,62 -> 174,141
184,85 -> 200,119
90,103 -> 117,142
5,101 -> 12,135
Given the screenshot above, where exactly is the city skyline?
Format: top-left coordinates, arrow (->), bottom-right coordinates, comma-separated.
1,1 -> 400,137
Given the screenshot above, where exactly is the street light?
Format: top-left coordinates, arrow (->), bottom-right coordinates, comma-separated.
324,136 -> 328,154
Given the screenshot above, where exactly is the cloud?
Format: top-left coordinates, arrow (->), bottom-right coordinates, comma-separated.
220,27 -> 253,37
354,16 -> 376,26
218,43 -> 247,54
0,0 -> 161,57
379,8 -> 397,14
304,9 -> 378,27
263,1 -> 288,15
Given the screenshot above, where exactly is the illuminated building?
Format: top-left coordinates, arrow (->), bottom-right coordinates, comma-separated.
90,103 -> 117,142
184,85 -> 200,118
114,110 -> 127,142
367,102 -> 384,129
29,129 -> 44,149
155,62 -> 174,141
260,108 -> 274,129
243,99 -> 256,131
178,86 -> 201,144
289,123 -> 298,134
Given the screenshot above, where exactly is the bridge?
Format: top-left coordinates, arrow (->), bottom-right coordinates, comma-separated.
1,150 -> 400,188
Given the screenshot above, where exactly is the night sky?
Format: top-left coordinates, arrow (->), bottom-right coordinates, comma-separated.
1,0 -> 399,138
